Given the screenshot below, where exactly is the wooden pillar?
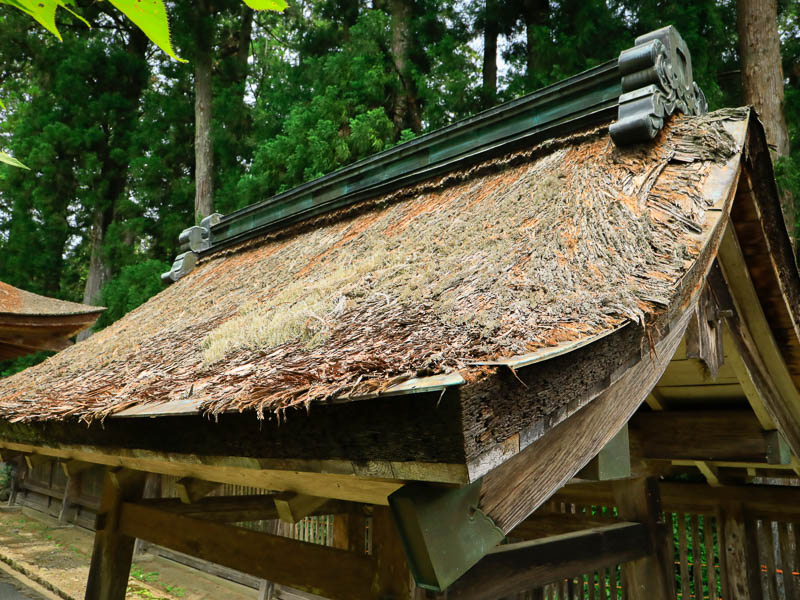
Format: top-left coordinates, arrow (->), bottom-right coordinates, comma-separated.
133,473 -> 161,559
719,502 -> 763,600
612,478 -> 675,600
372,506 -> 418,600
7,456 -> 24,507
85,468 -> 146,600
333,512 -> 367,554
58,472 -> 81,525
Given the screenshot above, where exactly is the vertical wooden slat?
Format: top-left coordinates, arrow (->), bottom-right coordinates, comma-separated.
762,521 -> 779,600
588,571 -> 596,600
599,568 -> 608,600
679,513 -> 690,599
609,565 -> 618,600
704,515 -> 718,600
691,514 -> 704,599
666,512 -> 676,583
778,521 -> 796,600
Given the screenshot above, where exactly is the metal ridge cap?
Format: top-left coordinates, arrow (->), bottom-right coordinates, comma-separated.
198,103 -> 618,257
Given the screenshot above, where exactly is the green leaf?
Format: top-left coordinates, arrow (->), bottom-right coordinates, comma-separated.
241,0 -> 288,11
0,150 -> 29,169
107,0 -> 186,63
0,0 -> 88,40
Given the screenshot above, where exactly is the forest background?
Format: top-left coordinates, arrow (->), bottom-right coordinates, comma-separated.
0,0 -> 798,376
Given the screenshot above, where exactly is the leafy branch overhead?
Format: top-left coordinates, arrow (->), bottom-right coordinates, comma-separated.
0,0 -> 287,169
0,0 -> 288,62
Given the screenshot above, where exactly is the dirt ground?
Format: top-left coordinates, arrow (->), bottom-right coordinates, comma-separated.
0,508 -> 259,600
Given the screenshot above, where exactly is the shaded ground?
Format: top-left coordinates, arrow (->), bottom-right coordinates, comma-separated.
0,509 -> 258,600
0,570 -> 47,600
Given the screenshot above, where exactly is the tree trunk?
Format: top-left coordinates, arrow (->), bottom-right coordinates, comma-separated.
522,0 -> 548,87
78,30 -> 149,339
389,0 -> 422,135
482,0 -> 499,106
738,0 -> 790,157
737,0 -> 794,235
194,0 -> 215,221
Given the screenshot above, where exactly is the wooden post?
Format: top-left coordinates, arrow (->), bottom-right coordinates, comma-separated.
333,512 -> 367,554
58,471 -> 82,525
85,468 -> 146,600
719,502 -> 763,600
133,473 -> 161,559
372,506 -> 417,600
612,478 -> 675,600
7,456 -> 24,507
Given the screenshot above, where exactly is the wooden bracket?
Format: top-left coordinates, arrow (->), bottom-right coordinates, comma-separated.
61,459 -> 94,478
176,477 -> 221,504
23,454 -> 50,470
274,493 -> 330,524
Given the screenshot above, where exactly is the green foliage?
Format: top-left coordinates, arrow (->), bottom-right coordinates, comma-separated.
0,0 -> 88,41
94,260 -> 169,330
0,149 -> 27,168
0,352 -> 54,378
108,0 -> 184,62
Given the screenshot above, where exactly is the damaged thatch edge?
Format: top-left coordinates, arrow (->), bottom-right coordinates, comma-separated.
163,25 -> 707,282
468,325 -> 627,369
111,372 -> 467,419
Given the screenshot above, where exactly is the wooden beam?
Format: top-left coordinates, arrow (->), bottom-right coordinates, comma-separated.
478,302 -> 693,533
630,410 -> 790,464
694,461 -> 723,487
116,501 -> 378,600
613,478 -> 675,599
176,477 -> 220,504
509,512 -> 617,541
716,224 -> 800,454
274,493 -> 330,524
556,481 -> 800,521
85,468 -> 146,600
443,523 -> 649,600
719,502 -> 762,600
0,440 -> 406,505
139,494 -> 350,523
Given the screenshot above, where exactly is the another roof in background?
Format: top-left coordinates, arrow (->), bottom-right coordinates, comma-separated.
0,281 -> 104,360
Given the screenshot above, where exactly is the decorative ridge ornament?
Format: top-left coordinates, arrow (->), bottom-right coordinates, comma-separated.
161,213 -> 221,282
610,26 -> 707,145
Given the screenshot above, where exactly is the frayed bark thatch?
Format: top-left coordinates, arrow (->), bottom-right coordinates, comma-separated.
0,109 -> 745,424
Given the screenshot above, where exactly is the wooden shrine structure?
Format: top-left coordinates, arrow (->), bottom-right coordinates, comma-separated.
0,26 -> 799,599
0,281 -> 102,360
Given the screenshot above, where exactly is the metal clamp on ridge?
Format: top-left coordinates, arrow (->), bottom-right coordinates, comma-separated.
610,25 -> 707,145
161,213 -> 221,283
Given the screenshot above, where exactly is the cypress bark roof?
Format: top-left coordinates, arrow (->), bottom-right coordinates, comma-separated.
0,281 -> 102,317
0,281 -> 104,360
0,108 -> 753,422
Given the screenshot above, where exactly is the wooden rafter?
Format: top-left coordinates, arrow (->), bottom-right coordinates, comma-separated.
442,523 -> 649,600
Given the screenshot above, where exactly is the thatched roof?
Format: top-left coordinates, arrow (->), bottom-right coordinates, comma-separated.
0,282 -> 103,361
0,281 -> 101,317
0,108 -> 747,423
